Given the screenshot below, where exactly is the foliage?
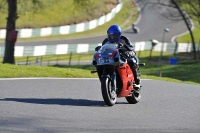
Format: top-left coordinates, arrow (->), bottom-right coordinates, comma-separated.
174,0 -> 200,28
175,0 -> 200,43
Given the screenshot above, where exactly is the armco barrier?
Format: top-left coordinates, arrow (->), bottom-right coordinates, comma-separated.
0,2 -> 123,39
0,42 -> 198,57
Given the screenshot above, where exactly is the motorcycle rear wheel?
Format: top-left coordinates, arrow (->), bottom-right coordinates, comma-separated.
101,77 -> 117,106
125,90 -> 141,104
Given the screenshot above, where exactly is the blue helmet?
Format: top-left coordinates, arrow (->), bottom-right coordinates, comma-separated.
107,24 -> 121,43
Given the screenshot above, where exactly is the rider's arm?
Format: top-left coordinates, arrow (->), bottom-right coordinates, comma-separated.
102,38 -> 109,46
120,36 -> 134,51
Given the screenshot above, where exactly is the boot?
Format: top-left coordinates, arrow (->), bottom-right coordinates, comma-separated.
132,67 -> 141,91
134,76 -> 141,90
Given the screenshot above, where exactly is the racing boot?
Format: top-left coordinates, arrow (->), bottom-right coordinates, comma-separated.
127,56 -> 141,91
132,68 -> 141,91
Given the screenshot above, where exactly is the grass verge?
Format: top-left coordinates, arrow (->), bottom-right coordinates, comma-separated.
0,57 -> 199,85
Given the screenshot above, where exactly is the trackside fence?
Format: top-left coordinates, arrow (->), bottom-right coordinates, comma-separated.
0,41 -> 199,66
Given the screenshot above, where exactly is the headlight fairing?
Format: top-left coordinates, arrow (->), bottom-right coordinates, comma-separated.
97,57 -> 114,64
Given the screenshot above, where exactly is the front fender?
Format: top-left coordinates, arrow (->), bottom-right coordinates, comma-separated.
101,73 -> 110,79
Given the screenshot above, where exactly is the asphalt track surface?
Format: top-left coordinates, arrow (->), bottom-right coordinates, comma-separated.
0,78 -> 200,133
0,0 -> 188,46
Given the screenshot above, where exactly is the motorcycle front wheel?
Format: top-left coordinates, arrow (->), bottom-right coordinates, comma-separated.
101,77 -> 117,106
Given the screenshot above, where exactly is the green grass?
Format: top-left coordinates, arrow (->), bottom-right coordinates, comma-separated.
0,59 -> 199,85
139,61 -> 200,84
0,0 -> 117,28
0,64 -> 97,78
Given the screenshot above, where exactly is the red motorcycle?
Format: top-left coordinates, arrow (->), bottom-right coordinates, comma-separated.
91,43 -> 145,106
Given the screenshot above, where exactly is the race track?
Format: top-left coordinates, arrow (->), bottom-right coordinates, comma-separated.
0,78 -> 200,133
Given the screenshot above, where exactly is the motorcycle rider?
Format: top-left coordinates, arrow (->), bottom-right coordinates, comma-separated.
96,24 -> 141,89
132,23 -> 139,33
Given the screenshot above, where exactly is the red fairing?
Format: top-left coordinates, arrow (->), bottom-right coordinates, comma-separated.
117,63 -> 134,97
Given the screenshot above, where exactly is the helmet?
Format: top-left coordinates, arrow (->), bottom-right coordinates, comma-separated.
107,24 -> 121,43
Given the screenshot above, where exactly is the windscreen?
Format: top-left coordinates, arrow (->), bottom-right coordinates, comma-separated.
97,43 -> 118,54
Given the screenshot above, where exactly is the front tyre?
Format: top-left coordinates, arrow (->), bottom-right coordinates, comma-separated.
101,77 -> 117,106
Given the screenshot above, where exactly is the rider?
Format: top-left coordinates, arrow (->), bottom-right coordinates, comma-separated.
99,24 -> 141,89
132,23 -> 138,33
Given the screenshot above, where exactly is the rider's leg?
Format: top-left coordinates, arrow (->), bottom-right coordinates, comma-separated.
131,66 -> 140,85
127,57 -> 141,87
111,70 -> 117,93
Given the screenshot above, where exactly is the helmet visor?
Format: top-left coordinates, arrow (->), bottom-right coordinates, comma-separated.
108,34 -> 118,40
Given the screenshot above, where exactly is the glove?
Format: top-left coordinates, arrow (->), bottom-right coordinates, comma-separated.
124,51 -> 130,58
119,49 -> 129,59
128,51 -> 135,57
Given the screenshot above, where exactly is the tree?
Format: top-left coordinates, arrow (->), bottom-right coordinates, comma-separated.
139,0 -> 200,59
158,0 -> 200,59
171,0 -> 197,60
2,0 -> 45,64
166,0 -> 199,59
3,0 -> 18,64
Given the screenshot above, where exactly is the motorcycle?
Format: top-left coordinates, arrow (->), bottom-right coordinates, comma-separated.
132,24 -> 139,33
91,43 -> 145,106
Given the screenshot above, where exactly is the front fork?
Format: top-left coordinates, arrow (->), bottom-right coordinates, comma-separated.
111,71 -> 116,92
101,67 -> 116,92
